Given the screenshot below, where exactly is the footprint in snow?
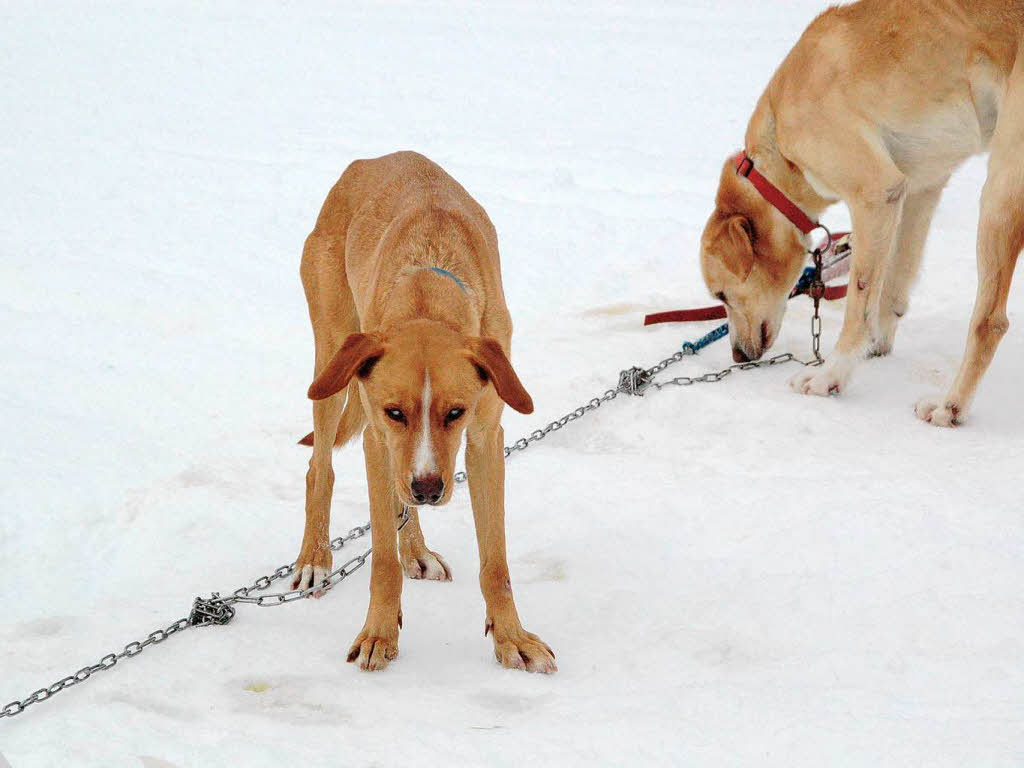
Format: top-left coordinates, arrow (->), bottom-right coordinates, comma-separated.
469,690 -> 541,714
516,554 -> 567,584
227,676 -> 349,724
11,616 -> 69,638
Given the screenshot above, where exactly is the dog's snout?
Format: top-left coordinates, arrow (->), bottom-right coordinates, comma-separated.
411,474 -> 444,505
732,346 -> 751,363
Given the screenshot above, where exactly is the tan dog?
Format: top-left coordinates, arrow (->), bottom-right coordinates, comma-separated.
700,0 -> 1024,426
294,151 -> 556,673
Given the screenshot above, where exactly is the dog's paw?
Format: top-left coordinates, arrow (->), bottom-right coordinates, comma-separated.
486,619 -> 557,674
347,618 -> 401,671
290,545 -> 332,598
914,395 -> 963,427
401,546 -> 451,581
787,365 -> 845,397
867,337 -> 893,358
868,316 -> 898,358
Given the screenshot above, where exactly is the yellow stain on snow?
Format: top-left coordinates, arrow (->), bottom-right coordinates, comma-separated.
582,303 -> 642,317
244,682 -> 271,693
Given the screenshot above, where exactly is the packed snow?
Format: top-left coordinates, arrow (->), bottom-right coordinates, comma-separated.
2,1 -> 1023,765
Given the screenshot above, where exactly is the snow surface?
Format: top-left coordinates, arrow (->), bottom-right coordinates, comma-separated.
3,1 -> 1024,766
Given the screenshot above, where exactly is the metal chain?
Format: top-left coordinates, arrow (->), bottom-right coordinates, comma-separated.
0,616 -> 192,719
454,297 -> 826,482
1,523 -> 375,719
3,279 -> 830,720
227,522 -> 373,607
808,246 -> 826,364
453,388 -> 620,485
646,350 -> 811,390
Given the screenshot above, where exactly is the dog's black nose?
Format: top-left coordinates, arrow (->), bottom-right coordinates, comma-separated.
732,346 -> 751,363
411,474 -> 444,505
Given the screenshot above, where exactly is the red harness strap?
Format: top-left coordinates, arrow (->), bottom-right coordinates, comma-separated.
819,283 -> 848,301
642,284 -> 847,326
734,152 -> 818,235
643,305 -> 727,325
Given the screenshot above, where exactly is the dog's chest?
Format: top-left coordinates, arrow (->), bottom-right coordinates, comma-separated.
882,111 -> 983,188
881,85 -> 1000,191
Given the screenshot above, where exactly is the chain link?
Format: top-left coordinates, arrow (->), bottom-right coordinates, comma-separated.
3,285 -> 830,719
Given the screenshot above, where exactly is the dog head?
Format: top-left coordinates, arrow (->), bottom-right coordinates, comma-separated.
307,320 -> 532,507
700,154 -> 807,362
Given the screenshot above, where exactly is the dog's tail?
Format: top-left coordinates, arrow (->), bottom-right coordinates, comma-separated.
296,382 -> 366,447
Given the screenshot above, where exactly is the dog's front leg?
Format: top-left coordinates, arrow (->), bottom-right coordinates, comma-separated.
789,129 -> 906,396
466,409 -> 556,674
347,426 -> 403,671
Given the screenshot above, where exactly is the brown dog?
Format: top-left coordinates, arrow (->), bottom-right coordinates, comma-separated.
294,151 -> 556,673
700,0 -> 1024,426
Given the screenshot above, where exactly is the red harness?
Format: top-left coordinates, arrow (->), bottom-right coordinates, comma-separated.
644,151 -> 846,327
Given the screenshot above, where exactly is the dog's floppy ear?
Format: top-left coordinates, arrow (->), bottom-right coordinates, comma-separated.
467,337 -> 534,414
708,213 -> 754,280
308,332 -> 385,401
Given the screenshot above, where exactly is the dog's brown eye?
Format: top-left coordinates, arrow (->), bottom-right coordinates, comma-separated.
384,408 -> 406,424
444,407 -> 465,426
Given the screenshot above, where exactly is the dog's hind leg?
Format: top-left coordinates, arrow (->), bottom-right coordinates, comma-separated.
398,506 -> 452,581
870,183 -> 945,357
293,232 -> 360,591
916,62 -> 1024,426
293,386 -> 346,592
297,381 -> 367,447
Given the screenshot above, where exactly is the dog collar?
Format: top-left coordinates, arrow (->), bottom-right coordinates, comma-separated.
734,151 -> 823,242
424,266 -> 468,293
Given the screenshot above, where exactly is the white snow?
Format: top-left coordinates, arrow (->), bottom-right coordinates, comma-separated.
3,1 -> 1024,765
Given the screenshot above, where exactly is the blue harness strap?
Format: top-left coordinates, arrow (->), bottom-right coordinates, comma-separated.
425,266 -> 468,293
681,323 -> 729,354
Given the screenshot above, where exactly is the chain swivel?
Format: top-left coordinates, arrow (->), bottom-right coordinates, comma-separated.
617,366 -> 654,397
808,276 -> 826,301
188,593 -> 236,627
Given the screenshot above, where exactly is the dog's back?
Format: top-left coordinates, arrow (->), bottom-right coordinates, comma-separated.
313,151 -> 496,262
306,152 -> 501,323
785,0 -> 1024,84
